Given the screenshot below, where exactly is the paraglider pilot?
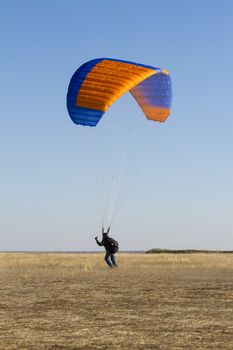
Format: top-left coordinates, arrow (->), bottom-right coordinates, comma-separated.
95,227 -> 119,267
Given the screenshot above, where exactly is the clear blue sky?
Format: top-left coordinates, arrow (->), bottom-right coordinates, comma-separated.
1,0 -> 233,251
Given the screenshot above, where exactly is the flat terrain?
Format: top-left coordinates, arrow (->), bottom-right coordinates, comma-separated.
0,253 -> 232,349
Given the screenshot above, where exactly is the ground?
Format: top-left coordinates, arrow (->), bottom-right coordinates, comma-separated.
0,253 -> 233,349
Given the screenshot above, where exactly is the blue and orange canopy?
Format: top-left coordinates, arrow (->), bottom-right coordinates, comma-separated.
67,58 -> 172,126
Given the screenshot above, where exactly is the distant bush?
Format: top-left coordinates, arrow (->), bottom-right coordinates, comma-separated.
145,248 -> 233,254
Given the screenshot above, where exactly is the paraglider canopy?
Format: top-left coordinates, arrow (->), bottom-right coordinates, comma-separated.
67,58 -> 172,127
66,58 -> 173,227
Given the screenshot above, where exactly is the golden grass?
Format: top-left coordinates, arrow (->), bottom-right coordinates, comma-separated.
0,253 -> 233,349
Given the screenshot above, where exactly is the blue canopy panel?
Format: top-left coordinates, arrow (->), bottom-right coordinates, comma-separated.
130,72 -> 172,122
66,59 -> 104,126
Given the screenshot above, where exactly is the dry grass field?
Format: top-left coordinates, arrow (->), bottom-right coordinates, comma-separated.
0,252 -> 233,350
